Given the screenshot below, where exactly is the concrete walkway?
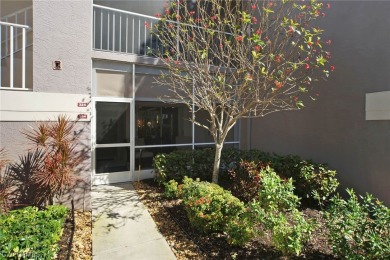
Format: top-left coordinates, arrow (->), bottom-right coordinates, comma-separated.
92,182 -> 176,260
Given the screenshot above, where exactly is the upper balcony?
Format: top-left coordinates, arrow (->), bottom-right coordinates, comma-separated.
0,1 -> 33,90
93,1 -> 167,57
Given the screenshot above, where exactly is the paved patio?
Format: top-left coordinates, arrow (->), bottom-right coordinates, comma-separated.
92,182 -> 176,260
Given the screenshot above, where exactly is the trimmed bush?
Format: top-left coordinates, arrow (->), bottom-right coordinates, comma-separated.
163,176 -> 253,245
179,177 -> 245,233
0,205 -> 68,259
153,149 -> 214,184
325,189 -> 390,259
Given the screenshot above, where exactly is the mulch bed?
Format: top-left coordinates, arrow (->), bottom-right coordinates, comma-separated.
134,179 -> 338,260
57,210 -> 92,260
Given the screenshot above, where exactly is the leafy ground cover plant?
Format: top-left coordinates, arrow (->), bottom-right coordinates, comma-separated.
325,189 -> 390,259
0,205 -> 68,259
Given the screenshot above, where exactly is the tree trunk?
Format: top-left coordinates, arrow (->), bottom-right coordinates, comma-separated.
212,143 -> 223,184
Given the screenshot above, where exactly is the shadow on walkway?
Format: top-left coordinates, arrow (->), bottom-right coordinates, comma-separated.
92,182 -> 176,260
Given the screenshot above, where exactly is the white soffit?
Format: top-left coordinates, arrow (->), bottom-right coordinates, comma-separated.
0,91 -> 91,121
366,91 -> 390,120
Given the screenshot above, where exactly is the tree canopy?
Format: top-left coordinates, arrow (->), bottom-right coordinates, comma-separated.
151,0 -> 334,183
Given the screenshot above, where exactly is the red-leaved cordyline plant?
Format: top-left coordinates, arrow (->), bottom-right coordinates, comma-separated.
22,115 -> 85,206
151,0 -> 335,183
0,148 -> 13,213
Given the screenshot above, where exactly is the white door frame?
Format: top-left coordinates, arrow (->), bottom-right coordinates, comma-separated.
92,96 -> 134,185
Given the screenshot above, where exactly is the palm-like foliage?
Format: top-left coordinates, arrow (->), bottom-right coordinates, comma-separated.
0,148 -> 13,213
22,116 -> 84,206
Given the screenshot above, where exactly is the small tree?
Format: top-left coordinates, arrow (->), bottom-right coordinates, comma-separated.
152,0 -> 334,183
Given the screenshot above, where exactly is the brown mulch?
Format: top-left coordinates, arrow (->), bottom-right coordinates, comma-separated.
57,210 -> 92,260
134,179 -> 338,260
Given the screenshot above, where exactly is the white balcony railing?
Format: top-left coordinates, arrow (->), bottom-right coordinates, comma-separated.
93,4 -> 163,56
0,21 -> 31,90
1,6 -> 33,90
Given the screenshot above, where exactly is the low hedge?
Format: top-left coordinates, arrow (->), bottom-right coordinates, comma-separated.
153,149 -> 215,184
154,148 -> 339,207
0,205 -> 68,259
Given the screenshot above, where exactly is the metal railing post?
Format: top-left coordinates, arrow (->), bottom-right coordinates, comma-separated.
0,24 -> 2,87
113,13 -> 115,51
100,10 -> 103,49
22,27 -> 26,89
10,25 -> 14,88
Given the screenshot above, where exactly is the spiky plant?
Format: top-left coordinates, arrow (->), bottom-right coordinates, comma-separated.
0,148 -> 14,213
22,115 -> 85,206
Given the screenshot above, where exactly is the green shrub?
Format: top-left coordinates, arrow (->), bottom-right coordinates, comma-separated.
270,154 -> 339,207
268,209 -> 315,256
163,179 -> 179,199
154,148 -> 339,207
229,150 -> 339,207
153,149 -> 214,184
325,189 -> 390,259
0,205 -> 68,259
250,168 -> 316,256
153,152 -> 191,184
224,216 -> 254,246
256,167 -> 300,212
179,177 -> 246,233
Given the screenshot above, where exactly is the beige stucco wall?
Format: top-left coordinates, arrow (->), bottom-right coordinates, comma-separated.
248,1 -> 390,205
0,0 -> 93,209
33,0 -> 92,94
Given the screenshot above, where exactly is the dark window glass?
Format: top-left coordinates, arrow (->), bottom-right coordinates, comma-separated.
96,102 -> 130,144
135,102 -> 192,145
96,147 -> 130,174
